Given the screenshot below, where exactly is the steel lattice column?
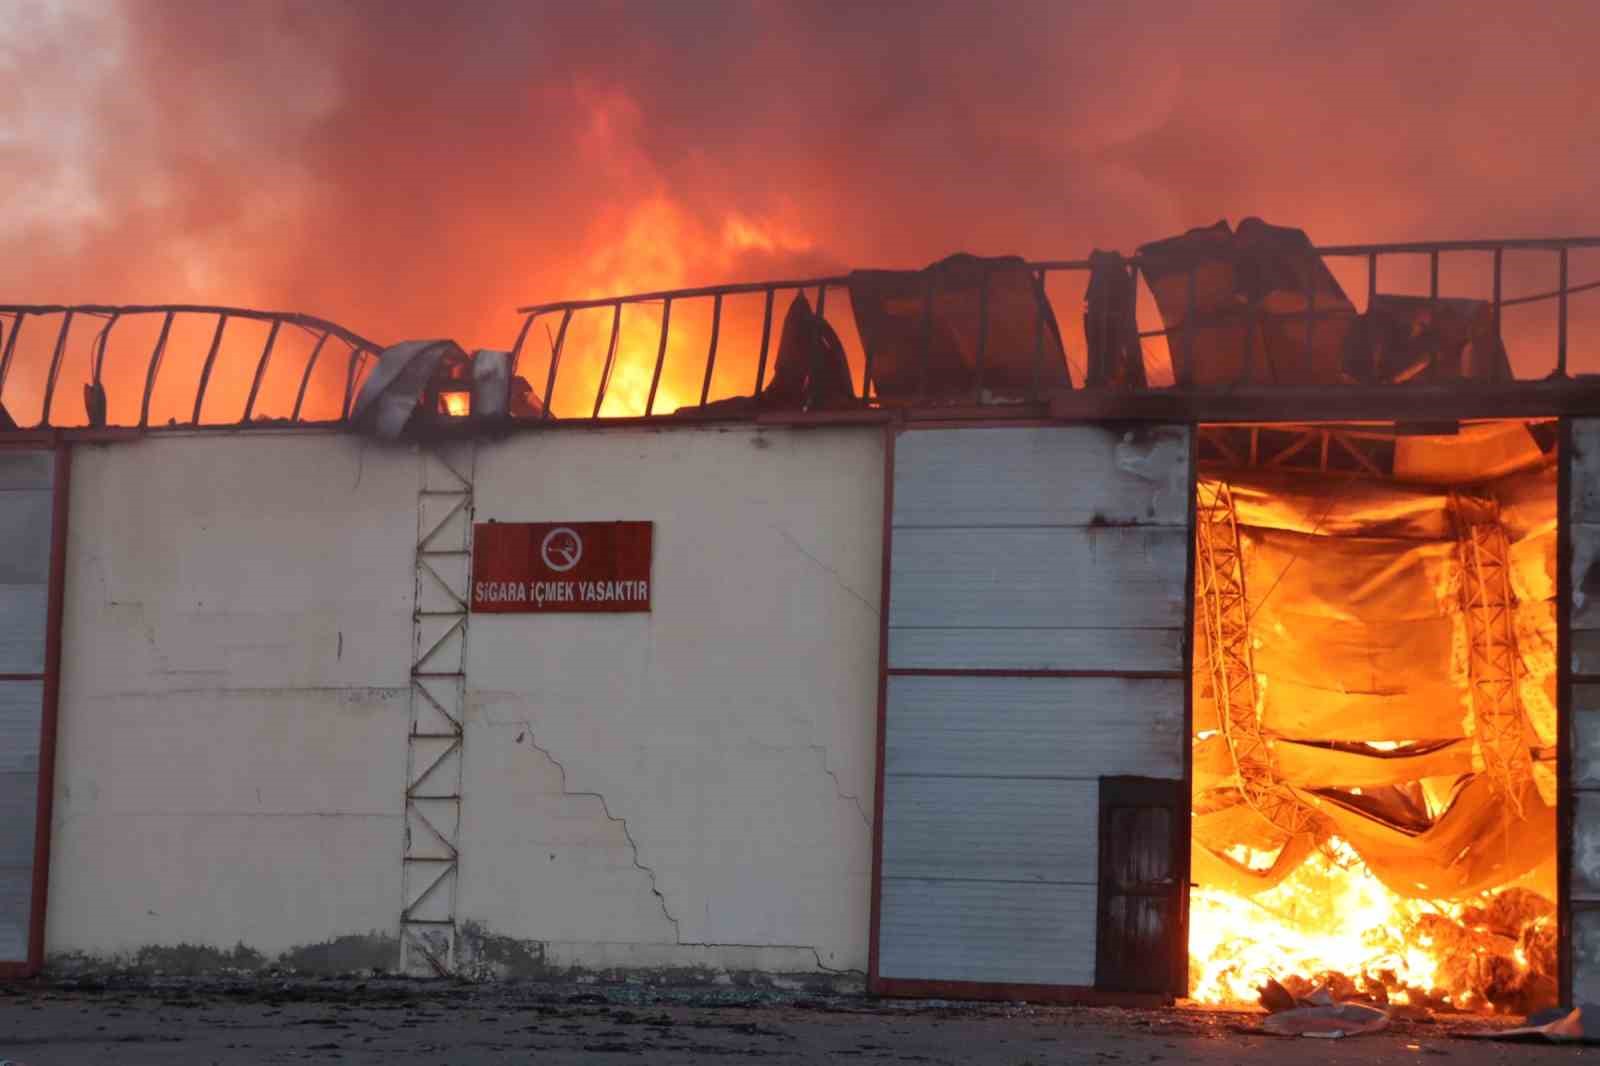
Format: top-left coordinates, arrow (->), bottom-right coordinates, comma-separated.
1194,479 -> 1318,838
1451,493 -> 1534,814
399,443 -> 476,976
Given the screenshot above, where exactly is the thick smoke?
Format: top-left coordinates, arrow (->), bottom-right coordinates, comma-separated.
4,0 -> 1598,363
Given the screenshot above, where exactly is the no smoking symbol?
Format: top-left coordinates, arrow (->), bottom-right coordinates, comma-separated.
540,527 -> 583,572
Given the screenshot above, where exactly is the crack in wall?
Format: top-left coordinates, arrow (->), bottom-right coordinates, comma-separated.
807,744 -> 872,829
512,722 -> 867,977
515,723 -> 682,940
768,523 -> 878,616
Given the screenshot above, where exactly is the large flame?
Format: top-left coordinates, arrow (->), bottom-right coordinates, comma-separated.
1190,837 -> 1557,1014
5,0 -> 1600,418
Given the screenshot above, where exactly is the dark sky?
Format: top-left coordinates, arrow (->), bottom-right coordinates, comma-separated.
3,0 -> 1596,366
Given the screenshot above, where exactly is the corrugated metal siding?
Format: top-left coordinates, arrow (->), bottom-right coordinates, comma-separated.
0,450 -> 53,967
0,585 -> 48,675
878,880 -> 1098,986
877,424 -> 1191,988
885,676 -> 1184,780
1572,420 -> 1600,1000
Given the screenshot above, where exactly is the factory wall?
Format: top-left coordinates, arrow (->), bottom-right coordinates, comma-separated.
42,424 -> 884,979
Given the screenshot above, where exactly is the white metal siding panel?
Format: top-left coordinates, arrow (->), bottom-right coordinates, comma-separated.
891,426 -> 1189,529
0,681 -> 42,773
0,453 -> 50,968
0,490 -> 51,585
885,675 -> 1184,780
882,776 -> 1097,883
877,880 -> 1097,985
0,586 -> 47,677
887,625 -> 1182,673
888,527 -> 1188,632
0,772 -> 37,866
0,452 -> 52,491
0,768 -> 37,960
877,424 -> 1191,991
0,869 -> 27,961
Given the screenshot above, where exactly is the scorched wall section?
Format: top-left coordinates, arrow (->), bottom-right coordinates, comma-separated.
463,425 -> 883,976
47,431 -> 420,969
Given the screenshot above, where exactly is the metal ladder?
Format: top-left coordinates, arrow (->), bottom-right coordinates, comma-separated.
399,442 -> 476,976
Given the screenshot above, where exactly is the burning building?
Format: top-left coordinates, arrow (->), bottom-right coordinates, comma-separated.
0,220 -> 1595,1016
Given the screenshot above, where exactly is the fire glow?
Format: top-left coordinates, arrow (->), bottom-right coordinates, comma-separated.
1189,838 -> 1556,1014
1188,431 -> 1561,1018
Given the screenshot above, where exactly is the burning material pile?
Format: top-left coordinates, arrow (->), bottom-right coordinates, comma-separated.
1190,839 -> 1557,1015
1191,425 -> 1559,1017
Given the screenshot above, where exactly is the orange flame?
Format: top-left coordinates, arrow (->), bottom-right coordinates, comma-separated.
1190,837 -> 1556,1014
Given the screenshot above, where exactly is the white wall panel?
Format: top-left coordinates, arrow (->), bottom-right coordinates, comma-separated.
889,527 -> 1188,631
0,453 -> 50,968
0,585 -> 47,675
887,625 -> 1182,673
0,451 -> 52,490
878,879 -> 1097,985
892,425 -> 1189,529
885,675 -> 1184,780
0,681 -> 42,774
878,423 -> 1191,992
0,490 -> 51,585
883,776 -> 1097,883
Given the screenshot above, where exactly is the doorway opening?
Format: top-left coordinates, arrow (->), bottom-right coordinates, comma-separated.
1187,419 -> 1560,1015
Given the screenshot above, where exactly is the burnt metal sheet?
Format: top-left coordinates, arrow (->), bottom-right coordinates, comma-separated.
1571,521 -> 1600,637
877,879 -> 1097,985
1575,685 -> 1600,788
885,675 -> 1184,780
888,526 -> 1188,631
1573,792 -> 1600,900
0,585 -> 46,675
882,776 -> 1098,883
891,425 -> 1189,529
1572,419 -> 1600,524
1576,907 -> 1600,1004
0,490 -> 50,585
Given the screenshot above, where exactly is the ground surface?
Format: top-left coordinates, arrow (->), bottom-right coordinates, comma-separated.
1,980 -> 1593,1065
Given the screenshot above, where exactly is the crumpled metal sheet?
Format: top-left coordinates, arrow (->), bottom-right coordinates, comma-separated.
1461,1003 -> 1600,1043
1261,1000 -> 1390,1038
470,349 -> 511,420
351,338 -> 464,440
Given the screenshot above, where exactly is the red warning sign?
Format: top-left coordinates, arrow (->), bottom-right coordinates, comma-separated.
471,522 -> 653,613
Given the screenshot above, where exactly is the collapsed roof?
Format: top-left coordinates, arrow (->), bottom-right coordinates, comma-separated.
1193,421 -> 1557,902
0,223 -> 1589,435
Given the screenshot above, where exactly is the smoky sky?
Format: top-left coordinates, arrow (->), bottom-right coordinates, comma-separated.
3,0 -> 1597,350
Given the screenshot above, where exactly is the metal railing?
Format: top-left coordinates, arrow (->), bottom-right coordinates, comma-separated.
510,235 -> 1600,421
3,236 -> 1599,432
0,304 -> 383,429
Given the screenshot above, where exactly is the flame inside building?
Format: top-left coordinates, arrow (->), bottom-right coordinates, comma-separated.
1188,419 -> 1559,1014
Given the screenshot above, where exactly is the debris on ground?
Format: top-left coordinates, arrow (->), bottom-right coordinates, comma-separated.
1254,980 -> 1391,1038
1459,1003 -> 1600,1044
1260,1001 -> 1390,1039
